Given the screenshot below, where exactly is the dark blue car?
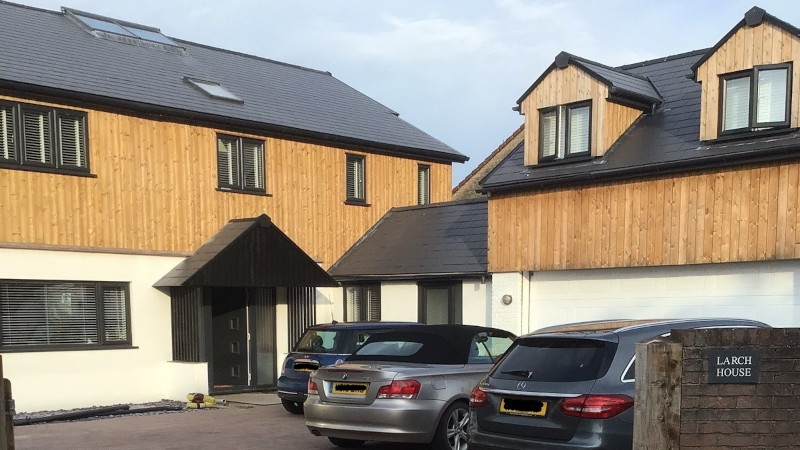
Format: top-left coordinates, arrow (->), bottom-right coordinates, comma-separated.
277,321 -> 421,414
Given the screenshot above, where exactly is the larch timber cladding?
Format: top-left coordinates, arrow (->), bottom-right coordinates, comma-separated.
0,95 -> 452,266
696,21 -> 800,141
488,161 -> 800,272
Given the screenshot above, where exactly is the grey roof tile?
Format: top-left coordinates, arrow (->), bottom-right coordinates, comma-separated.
482,49 -> 800,190
328,198 -> 488,279
0,2 -> 465,162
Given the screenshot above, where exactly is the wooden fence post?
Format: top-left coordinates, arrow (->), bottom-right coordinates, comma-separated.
0,355 -> 13,450
633,338 -> 682,450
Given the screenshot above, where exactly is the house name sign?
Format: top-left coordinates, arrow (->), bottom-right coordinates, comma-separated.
707,349 -> 759,384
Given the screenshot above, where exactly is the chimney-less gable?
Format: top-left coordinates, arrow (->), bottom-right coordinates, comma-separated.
518,62 -> 644,166
694,8 -> 800,141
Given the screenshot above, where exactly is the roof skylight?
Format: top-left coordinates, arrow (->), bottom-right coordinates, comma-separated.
65,8 -> 179,47
185,78 -> 243,103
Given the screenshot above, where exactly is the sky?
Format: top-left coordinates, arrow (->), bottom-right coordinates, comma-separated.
12,0 -> 800,186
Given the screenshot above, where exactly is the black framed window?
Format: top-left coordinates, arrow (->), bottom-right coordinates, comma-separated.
720,63 -> 791,134
418,282 -> 462,325
345,154 -> 366,203
0,100 -> 88,174
417,164 -> 430,205
0,280 -> 131,350
217,134 -> 265,194
344,285 -> 380,322
539,101 -> 591,161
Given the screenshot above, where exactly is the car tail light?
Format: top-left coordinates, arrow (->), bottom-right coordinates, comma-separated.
307,379 -> 319,395
376,380 -> 420,399
469,387 -> 488,408
560,394 -> 634,419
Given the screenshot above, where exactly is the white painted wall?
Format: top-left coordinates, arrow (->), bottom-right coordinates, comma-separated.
520,260 -> 800,332
0,248 -> 196,413
490,272 -> 525,335
462,279 -> 491,326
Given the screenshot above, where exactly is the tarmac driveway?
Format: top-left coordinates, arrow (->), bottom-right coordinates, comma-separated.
14,394 -> 426,450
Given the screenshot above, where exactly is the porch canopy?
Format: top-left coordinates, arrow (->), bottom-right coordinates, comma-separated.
155,214 -> 338,290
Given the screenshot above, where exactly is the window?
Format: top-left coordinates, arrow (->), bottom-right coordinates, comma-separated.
185,78 -> 243,103
344,285 -> 380,322
345,154 -> 366,203
417,164 -> 430,205
418,283 -> 462,325
0,280 -> 130,350
0,100 -> 89,174
539,101 -> 591,161
217,134 -> 265,194
720,63 -> 791,134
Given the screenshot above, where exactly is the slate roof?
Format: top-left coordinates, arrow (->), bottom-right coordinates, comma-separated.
517,52 -> 662,110
328,198 -> 488,280
155,215 -> 338,289
482,48 -> 800,191
0,1 -> 465,162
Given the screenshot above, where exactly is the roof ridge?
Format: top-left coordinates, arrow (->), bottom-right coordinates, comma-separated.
618,48 -> 711,70
564,52 -> 652,83
0,0 -> 57,14
391,197 -> 487,213
453,124 -> 523,194
172,38 -> 332,76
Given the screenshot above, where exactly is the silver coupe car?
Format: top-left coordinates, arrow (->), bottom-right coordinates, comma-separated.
304,324 -> 516,449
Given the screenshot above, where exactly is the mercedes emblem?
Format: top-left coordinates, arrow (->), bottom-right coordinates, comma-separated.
341,373 -> 348,380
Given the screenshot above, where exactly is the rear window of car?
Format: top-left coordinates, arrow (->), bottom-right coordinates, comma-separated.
492,338 -> 617,382
294,329 -> 375,354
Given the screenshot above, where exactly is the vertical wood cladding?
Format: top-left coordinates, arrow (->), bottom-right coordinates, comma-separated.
488,161 -> 800,272
520,65 -> 641,165
696,22 -> 800,141
0,96 -> 452,267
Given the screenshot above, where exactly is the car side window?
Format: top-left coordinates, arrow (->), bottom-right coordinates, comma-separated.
621,356 -> 635,383
469,333 -> 514,364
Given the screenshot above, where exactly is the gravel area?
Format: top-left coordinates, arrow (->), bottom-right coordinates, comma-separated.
13,399 -> 192,425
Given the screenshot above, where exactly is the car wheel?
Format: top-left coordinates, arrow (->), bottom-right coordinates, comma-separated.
431,401 -> 470,450
327,437 -> 365,447
280,399 -> 304,415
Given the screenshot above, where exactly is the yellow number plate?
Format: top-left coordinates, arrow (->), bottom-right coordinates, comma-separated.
332,382 -> 368,396
499,398 -> 548,417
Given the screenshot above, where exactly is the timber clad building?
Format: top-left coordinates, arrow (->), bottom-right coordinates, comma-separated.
481,7 -> 800,335
0,1 -> 465,411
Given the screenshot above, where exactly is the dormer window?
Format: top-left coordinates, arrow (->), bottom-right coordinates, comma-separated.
539,101 -> 591,161
720,64 -> 791,134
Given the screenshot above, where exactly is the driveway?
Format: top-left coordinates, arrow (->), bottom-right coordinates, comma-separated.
13,393 -> 425,449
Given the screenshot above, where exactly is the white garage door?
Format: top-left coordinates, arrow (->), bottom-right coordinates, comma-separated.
528,260 -> 800,331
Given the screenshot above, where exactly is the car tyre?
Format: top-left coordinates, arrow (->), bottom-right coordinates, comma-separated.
280,399 -> 304,415
327,437 -> 365,447
431,400 -> 470,450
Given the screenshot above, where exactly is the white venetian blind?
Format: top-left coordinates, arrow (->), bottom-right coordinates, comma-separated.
102,286 -> 128,342
345,287 -> 362,322
756,68 -> 788,124
567,105 -> 590,154
346,155 -> 365,200
58,114 -> 87,169
242,139 -> 264,190
417,165 -> 430,205
22,109 -> 51,164
217,136 -> 239,187
722,76 -> 751,131
0,282 -> 97,346
0,105 -> 14,161
540,110 -> 557,158
365,285 -> 381,321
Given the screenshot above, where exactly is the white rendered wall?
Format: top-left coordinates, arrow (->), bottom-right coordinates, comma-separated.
0,248 -> 193,412
462,279 -> 491,326
380,283 -> 419,322
524,260 -> 800,332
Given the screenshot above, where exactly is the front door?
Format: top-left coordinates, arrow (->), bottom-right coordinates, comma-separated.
212,288 -> 249,389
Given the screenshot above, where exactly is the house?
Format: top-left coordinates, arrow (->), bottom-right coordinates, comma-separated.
328,198 -> 489,325
0,2 -> 466,412
480,6 -> 800,335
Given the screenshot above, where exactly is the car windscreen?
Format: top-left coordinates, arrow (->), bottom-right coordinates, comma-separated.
491,337 -> 618,382
293,329 -> 388,354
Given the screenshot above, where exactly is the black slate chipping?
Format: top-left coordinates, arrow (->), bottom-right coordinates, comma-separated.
0,1 -> 464,161
328,198 -> 488,279
482,48 -> 800,191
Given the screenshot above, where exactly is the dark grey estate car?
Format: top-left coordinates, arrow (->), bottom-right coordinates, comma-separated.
468,318 -> 770,450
